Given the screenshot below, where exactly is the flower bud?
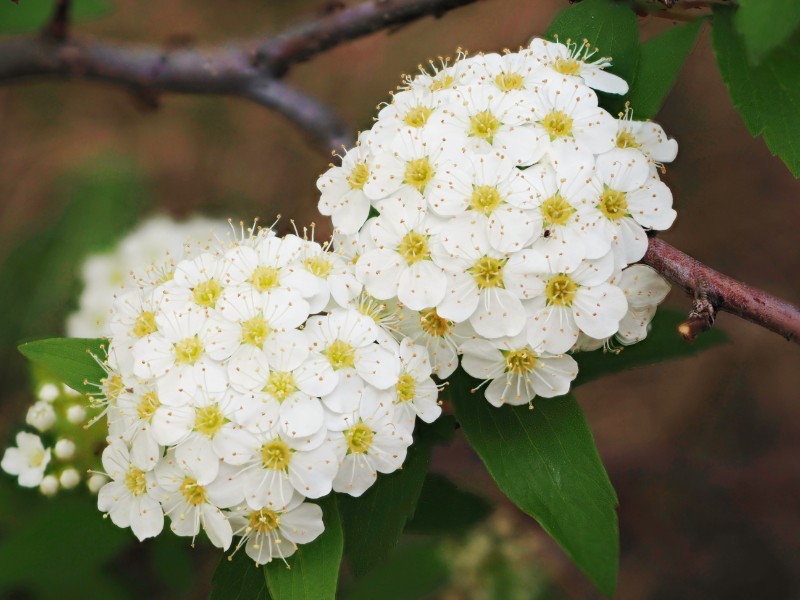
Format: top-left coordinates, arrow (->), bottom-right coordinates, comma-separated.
37,383 -> 60,402
54,439 -> 76,460
87,473 -> 107,494
60,468 -> 80,489
26,401 -> 56,432
66,404 -> 87,425
39,474 -> 59,496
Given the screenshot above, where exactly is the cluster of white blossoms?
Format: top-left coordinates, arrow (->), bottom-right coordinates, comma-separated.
1,380 -> 107,496
90,221 -> 441,566
318,37 -> 675,407
67,215 -> 224,338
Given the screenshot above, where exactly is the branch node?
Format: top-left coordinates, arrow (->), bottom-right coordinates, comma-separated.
678,280 -> 718,342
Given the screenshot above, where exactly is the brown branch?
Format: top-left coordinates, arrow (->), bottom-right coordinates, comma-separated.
0,0 -> 478,153
643,237 -> 800,344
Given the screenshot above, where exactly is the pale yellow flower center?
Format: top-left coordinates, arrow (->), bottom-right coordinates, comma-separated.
249,508 -> 281,534
403,106 -> 433,128
396,373 -> 417,403
174,336 -> 204,365
616,130 -> 640,149
468,256 -> 506,289
419,308 -> 452,338
180,477 -> 206,505
542,110 -> 574,140
137,392 -> 160,420
346,423 -> 375,454
324,339 -> 356,370
264,371 -> 297,402
305,255 -> 333,278
598,188 -> 628,221
125,467 -> 148,496
430,75 -> 454,91
261,439 -> 292,471
241,315 -> 271,347
403,157 -> 435,192
470,185 -> 502,216
133,311 -> 157,338
194,405 -> 226,438
553,58 -> 581,76
541,194 -> 576,227
545,273 -> 579,307
398,231 -> 430,265
250,266 -> 280,292
469,110 -> 501,142
102,374 -> 125,403
495,71 -> 524,91
193,279 -> 221,308
347,162 -> 370,190
504,348 -> 538,374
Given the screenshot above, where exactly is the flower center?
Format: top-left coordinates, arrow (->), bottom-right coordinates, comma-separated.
553,58 -> 581,76
102,374 -> 125,403
250,266 -> 280,292
468,256 -> 506,289
174,335 -> 204,365
305,255 -> 333,278
324,339 -> 356,370
403,157 -> 435,193
396,373 -> 417,403
495,71 -> 524,91
193,279 -> 221,308
398,231 -> 430,265
616,130 -> 640,149
137,392 -> 160,420
133,311 -> 157,337
542,110 -> 574,140
248,508 -> 281,534
403,105 -> 433,128
264,371 -> 298,402
419,308 -> 452,337
470,185 -> 502,216
124,467 -> 148,496
347,162 -> 370,190
598,188 -> 628,221
504,348 -> 538,374
30,449 -> 46,467
430,74 -> 454,91
180,477 -> 206,505
194,405 -> 226,438
545,273 -> 579,307
345,423 -> 375,454
241,314 -> 271,346
260,439 -> 292,471
469,110 -> 501,142
541,193 -> 576,227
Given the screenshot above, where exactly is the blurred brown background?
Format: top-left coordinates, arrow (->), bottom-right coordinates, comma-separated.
1,0 -> 799,598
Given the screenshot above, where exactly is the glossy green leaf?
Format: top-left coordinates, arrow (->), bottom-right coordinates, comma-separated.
0,0 -> 113,33
211,551 -> 270,600
713,6 -> 800,177
574,308 -> 727,387
342,541 -> 449,600
450,374 -> 618,598
265,496 -> 343,600
18,337 -> 107,394
338,421 -> 439,576
405,473 -> 492,535
546,0 -> 640,114
734,0 -> 800,64
627,19 -> 705,118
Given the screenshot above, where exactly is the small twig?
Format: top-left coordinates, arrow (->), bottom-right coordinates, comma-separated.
44,0 -> 72,41
643,237 -> 800,344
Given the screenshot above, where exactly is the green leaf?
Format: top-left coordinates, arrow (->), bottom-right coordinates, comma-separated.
265,496 -> 343,600
405,473 -> 492,536
449,374 -> 619,598
338,421 -> 437,576
18,337 -> 106,394
211,551 -> 270,600
342,541 -> 449,600
546,0 -> 640,114
713,6 -> 800,177
0,0 -> 113,33
734,0 -> 800,64
627,19 -> 705,119
574,308 -> 727,387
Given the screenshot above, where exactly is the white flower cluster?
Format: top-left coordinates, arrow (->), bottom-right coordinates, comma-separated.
318,37 -> 675,407
67,215 -> 224,338
95,224 -> 441,565
1,381 -> 106,495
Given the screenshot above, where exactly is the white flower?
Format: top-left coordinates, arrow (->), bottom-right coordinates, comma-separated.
615,117 -> 678,171
403,53 -> 483,97
505,250 -> 628,354
392,339 -> 442,431
476,50 -> 545,93
229,494 -> 325,565
529,38 -> 629,95
1,432 -> 51,488
614,264 -> 671,345
331,390 -> 411,497
26,400 -> 56,432
154,452 -> 241,549
297,239 -> 361,312
460,326 -> 579,406
318,132 -> 374,234
371,89 -> 446,145
395,305 -> 470,378
356,191 -> 447,310
588,148 -> 676,268
97,440 -> 163,541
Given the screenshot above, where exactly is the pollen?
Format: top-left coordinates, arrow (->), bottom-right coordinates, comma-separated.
324,339 -> 356,370
553,58 -> 581,76
174,335 -> 204,365
345,423 -> 375,454
180,477 -> 207,506
504,348 -> 538,374
264,371 -> 298,402
470,185 -> 502,216
545,273 -> 579,307
194,405 -> 226,438
396,373 -> 417,402
133,311 -> 157,338
137,392 -> 160,420
403,106 -> 433,128
260,439 -> 292,471
403,157 -> 435,193
495,71 -> 524,91
305,255 -> 333,278
430,74 -> 454,91
469,110 -> 501,142
250,266 -> 280,292
419,308 -> 452,338
347,162 -> 370,190
249,508 -> 281,534
616,130 -> 640,149
598,187 -> 628,221
398,231 -> 430,265
468,256 -> 506,289
193,279 -> 222,308
241,314 -> 271,347
542,110 -> 574,140
124,466 -> 148,496
541,194 -> 576,227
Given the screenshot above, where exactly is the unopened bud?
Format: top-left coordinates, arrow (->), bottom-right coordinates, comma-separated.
60,468 -> 80,489
54,439 -> 76,460
26,401 -> 56,432
40,474 -> 59,496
